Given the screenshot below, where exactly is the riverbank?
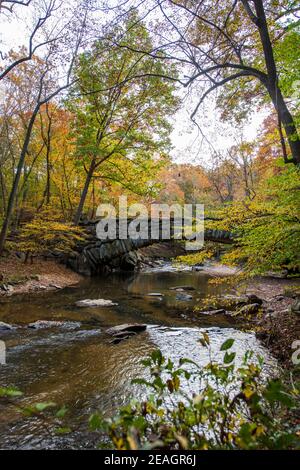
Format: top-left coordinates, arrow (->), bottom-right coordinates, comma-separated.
0,256 -> 83,296
244,276 -> 300,367
189,273 -> 300,368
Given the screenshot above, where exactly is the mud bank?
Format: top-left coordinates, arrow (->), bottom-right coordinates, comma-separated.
0,257 -> 83,296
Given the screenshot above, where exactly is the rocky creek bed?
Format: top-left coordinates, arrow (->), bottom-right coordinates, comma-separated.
0,258 -> 299,449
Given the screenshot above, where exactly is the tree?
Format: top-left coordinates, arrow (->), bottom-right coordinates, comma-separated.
157,163 -> 212,205
208,158 -> 237,204
227,140 -> 256,199
107,0 -> 300,165
68,12 -> 179,224
0,1 -> 32,13
0,2 -> 89,253
212,163 -> 300,274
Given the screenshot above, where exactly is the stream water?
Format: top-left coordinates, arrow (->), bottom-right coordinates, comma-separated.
0,263 -> 277,449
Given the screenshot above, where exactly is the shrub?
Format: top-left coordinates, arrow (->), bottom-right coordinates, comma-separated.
90,335 -> 300,450
209,165 -> 300,275
7,207 -> 85,262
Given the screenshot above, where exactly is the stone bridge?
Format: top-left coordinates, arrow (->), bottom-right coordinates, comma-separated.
66,218 -> 234,275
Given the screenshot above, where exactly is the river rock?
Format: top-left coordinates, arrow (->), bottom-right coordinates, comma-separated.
176,293 -> 193,301
290,299 -> 300,316
235,303 -> 261,316
273,294 -> 284,301
28,320 -> 81,329
246,294 -> 263,305
106,324 -> 147,344
106,324 -> 147,336
170,286 -> 196,291
198,309 -> 226,316
1,284 -> 13,293
222,294 -> 262,308
192,266 -> 203,271
146,293 -> 164,297
75,299 -> 118,308
120,251 -> 140,271
222,295 -> 248,306
0,321 -> 14,330
266,270 -> 288,279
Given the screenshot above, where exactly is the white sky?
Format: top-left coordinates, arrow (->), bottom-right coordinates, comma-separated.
169,97 -> 265,166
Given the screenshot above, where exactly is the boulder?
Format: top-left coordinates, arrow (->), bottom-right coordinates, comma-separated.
106,323 -> 147,336
290,299 -> 300,316
75,299 -> 118,308
120,251 -> 139,271
235,303 -> 261,316
222,294 -> 262,308
0,321 -> 14,330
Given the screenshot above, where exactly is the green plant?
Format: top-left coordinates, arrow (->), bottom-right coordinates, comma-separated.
90,335 -> 300,450
0,387 -> 71,436
209,165 -> 300,275
7,207 -> 85,261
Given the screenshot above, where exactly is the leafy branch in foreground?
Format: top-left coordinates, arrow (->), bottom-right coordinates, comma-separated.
90,336 -> 300,450
0,387 -> 70,436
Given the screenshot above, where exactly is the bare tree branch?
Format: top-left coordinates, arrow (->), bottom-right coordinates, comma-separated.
0,1 -> 57,81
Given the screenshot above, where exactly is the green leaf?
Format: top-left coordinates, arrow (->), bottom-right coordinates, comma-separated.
34,402 -> 56,412
56,406 -> 68,418
89,413 -> 103,430
151,350 -> 164,365
220,338 -> 235,351
55,427 -> 72,435
224,351 -> 236,364
0,387 -> 23,398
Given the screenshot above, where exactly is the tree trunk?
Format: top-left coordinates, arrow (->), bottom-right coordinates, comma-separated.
73,159 -> 95,225
0,105 -> 39,254
253,0 -> 300,164
269,86 -> 300,164
45,105 -> 52,205
0,167 -> 7,216
38,109 -> 52,211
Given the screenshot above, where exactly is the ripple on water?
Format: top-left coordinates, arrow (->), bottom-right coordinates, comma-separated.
0,323 -> 277,449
